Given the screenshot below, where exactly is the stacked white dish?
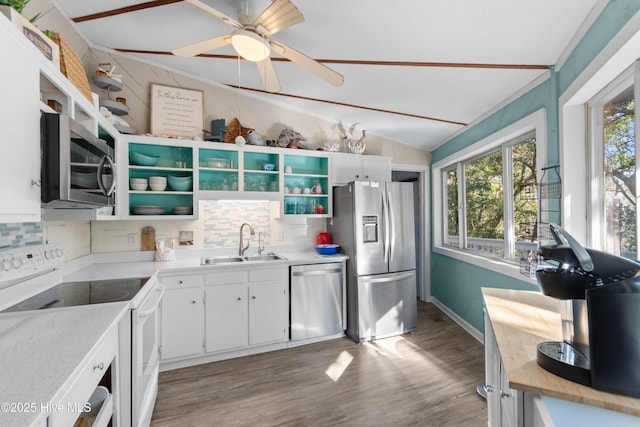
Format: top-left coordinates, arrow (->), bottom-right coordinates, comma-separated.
133,205 -> 164,215
149,176 -> 167,191
172,206 -> 193,215
130,178 -> 148,191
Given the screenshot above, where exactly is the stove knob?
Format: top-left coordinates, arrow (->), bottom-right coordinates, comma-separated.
0,259 -> 10,271
55,248 -> 64,258
44,250 -> 53,260
10,257 -> 22,269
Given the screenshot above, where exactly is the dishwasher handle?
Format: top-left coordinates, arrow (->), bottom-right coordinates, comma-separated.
292,268 -> 342,277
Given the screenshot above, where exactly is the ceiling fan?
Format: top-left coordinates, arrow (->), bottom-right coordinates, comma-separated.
172,0 -> 344,93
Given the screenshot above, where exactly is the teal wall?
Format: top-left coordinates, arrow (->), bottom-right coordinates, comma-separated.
430,0 -> 640,334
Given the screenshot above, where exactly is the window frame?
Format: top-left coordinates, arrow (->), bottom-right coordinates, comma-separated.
432,109 -> 547,282
587,61 -> 640,256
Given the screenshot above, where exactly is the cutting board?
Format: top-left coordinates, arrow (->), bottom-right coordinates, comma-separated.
141,226 -> 156,251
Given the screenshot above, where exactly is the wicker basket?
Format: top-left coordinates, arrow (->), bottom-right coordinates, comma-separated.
224,118 -> 251,143
48,32 -> 93,104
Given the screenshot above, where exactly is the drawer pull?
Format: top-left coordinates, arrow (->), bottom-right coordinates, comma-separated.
93,362 -> 105,371
178,280 -> 184,284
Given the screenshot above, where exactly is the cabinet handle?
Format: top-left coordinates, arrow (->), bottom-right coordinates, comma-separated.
93,362 -> 105,371
251,295 -> 256,300
178,280 -> 184,284
31,179 -> 41,187
190,300 -> 196,304
365,175 -> 369,179
500,390 -> 510,398
355,174 -> 360,178
237,297 -> 242,301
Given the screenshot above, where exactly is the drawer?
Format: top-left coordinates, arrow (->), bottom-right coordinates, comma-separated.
205,270 -> 246,286
161,274 -> 203,289
249,267 -> 288,283
48,326 -> 117,427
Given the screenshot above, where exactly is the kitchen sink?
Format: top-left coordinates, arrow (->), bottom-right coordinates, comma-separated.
201,256 -> 245,265
200,254 -> 287,265
243,254 -> 287,262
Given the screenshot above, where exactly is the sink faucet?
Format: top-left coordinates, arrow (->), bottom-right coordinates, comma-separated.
239,223 -> 255,256
257,232 -> 265,255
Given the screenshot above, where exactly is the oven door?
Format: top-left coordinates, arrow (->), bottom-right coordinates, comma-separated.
132,283 -> 164,427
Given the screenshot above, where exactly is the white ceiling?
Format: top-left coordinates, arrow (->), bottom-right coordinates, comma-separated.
51,0 -> 601,151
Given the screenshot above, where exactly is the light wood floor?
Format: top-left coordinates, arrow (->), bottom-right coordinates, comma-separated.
151,301 -> 487,426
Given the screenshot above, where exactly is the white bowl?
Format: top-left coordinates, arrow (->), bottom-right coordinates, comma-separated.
150,182 -> 167,191
130,178 -> 148,190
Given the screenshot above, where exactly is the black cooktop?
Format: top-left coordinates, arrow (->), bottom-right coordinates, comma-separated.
3,277 -> 150,312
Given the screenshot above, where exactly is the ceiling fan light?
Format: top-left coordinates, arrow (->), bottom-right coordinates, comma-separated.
231,29 -> 271,62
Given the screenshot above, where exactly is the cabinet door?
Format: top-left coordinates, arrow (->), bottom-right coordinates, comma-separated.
331,156 -> 359,185
248,282 -> 288,345
0,22 -> 41,222
161,288 -> 203,360
362,157 -> 391,181
499,364 -> 519,427
485,313 -> 502,427
205,284 -> 248,353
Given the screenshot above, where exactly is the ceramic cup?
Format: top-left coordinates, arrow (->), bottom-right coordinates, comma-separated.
303,188 -> 311,194
292,187 -> 302,194
285,165 -> 293,174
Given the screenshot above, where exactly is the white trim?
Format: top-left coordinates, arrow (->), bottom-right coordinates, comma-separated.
432,109 -> 547,272
392,163 -> 431,301
560,8 -> 640,244
431,297 -> 483,344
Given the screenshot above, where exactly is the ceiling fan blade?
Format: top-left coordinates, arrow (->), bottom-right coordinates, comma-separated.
256,57 -> 282,93
253,0 -> 304,37
172,35 -> 232,57
184,0 -> 242,30
270,40 -> 344,87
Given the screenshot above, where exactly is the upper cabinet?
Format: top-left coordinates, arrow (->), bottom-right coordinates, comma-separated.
282,153 -> 330,216
331,154 -> 391,186
125,137 -> 195,218
0,18 -> 42,223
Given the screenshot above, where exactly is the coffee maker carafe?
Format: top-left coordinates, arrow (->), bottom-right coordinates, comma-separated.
535,224 -> 640,396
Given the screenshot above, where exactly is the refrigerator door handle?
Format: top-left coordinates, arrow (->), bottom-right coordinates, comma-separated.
383,188 -> 391,264
387,187 -> 395,262
363,272 -> 415,284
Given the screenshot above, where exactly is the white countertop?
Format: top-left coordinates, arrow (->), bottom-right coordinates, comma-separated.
0,303 -> 128,427
0,246 -> 346,427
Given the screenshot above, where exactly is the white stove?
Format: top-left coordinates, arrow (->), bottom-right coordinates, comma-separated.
0,244 -> 161,427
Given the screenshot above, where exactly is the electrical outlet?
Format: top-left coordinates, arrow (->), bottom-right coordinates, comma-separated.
127,233 -> 136,246
277,230 -> 285,241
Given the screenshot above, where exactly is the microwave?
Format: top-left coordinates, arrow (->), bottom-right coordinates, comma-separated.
41,113 -> 116,208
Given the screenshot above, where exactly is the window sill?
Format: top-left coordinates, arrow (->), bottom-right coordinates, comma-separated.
433,245 -> 538,286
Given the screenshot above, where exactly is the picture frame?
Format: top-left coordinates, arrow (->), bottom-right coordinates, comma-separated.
150,83 -> 204,138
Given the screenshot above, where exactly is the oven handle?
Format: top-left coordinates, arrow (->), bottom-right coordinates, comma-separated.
138,285 -> 164,319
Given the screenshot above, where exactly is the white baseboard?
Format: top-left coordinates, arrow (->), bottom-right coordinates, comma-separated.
431,297 -> 484,344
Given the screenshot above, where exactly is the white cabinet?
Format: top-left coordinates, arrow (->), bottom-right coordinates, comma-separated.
485,312 -> 524,427
160,274 -> 204,360
204,267 -> 288,354
48,324 -> 118,427
0,19 -> 42,222
331,154 -> 391,185
248,281 -> 288,345
205,283 -> 248,352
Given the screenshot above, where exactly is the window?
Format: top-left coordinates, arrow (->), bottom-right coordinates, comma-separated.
588,65 -> 638,259
441,133 -> 539,263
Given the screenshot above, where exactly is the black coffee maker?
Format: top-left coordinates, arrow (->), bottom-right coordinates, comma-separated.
535,224 -> 640,397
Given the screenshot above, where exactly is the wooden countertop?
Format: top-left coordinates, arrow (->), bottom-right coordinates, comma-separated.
482,287 -> 640,417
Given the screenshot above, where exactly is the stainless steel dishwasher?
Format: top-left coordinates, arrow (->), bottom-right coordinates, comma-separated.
290,262 -> 345,341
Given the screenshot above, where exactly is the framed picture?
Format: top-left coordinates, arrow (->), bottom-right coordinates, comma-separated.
150,84 -> 203,138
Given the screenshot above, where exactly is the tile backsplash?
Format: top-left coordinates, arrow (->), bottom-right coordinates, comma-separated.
0,222 -> 43,248
0,200 -> 325,257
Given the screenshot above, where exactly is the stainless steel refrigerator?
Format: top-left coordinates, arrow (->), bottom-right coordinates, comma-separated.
329,181 -> 417,343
